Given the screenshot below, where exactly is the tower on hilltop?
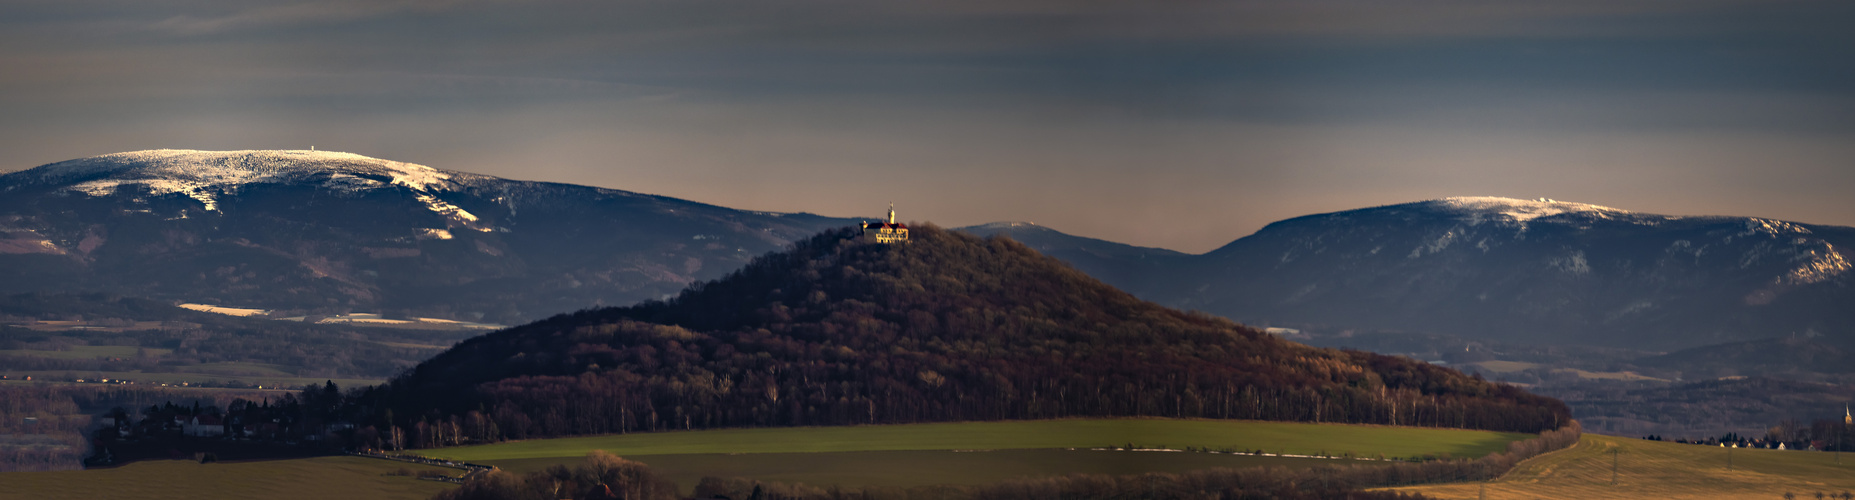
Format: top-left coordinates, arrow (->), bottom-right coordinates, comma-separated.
862,203 -> 909,243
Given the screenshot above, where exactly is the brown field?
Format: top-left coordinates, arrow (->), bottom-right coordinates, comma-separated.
0,456 -> 458,500
4,320 -> 168,333
1462,360 -> 1668,382
0,345 -> 173,359
1394,434 -> 1855,500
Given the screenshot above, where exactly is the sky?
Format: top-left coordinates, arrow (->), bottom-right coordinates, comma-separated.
2,1 -> 1852,253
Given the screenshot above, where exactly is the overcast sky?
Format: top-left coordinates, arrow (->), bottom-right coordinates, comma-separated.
3,1 -> 1851,252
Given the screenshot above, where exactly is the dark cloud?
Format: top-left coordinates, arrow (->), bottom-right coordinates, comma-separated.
2,0 -> 1851,251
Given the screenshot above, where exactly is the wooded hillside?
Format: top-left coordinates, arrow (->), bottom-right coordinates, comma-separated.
363,226 -> 1568,448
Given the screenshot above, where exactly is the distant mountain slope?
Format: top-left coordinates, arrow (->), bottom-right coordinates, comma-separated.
0,150 -> 856,323
4,152 -> 1847,353
955,221 -> 1190,297
372,226 -> 1567,445
1169,197 -> 1855,351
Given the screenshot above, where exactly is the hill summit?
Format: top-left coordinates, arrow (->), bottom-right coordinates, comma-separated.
1174,196 -> 1855,350
0,150 -> 853,323
376,225 -> 1568,446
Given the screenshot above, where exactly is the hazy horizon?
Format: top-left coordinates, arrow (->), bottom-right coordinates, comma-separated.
4,0 -> 1851,253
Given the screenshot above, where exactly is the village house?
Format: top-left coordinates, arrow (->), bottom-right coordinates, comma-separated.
183,414 -> 225,437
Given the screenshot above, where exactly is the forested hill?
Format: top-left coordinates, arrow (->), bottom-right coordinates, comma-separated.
370,226 -> 1568,447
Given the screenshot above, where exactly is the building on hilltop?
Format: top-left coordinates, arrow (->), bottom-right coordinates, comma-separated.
862,204 -> 909,243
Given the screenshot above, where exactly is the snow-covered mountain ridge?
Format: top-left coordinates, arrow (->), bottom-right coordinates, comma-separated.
15,149 -> 469,190
1176,196 -> 1855,350
5,149 -> 486,213
0,150 -> 857,323
1419,196 -> 1631,223
1310,196 -> 1849,285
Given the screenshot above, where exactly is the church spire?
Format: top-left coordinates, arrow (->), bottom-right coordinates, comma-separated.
888,203 -> 896,224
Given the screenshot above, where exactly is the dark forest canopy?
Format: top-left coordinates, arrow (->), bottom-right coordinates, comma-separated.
362,226 -> 1568,448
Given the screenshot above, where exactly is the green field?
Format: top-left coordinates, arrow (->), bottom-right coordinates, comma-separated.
0,419 -> 1531,498
0,370 -> 381,389
0,345 -> 173,359
1398,434 -> 1855,500
498,448 -> 1396,490
15,418 -> 1855,499
183,361 -> 301,377
434,418 -> 1528,463
2,345 -> 381,388
441,418 -> 1522,493
0,456 -> 458,500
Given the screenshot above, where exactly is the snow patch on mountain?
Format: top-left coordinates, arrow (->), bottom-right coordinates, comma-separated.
1425,197 -> 1628,222
416,228 -> 455,240
17,149 -> 469,213
414,194 -> 491,232
1735,218 -> 1813,240
1408,228 -> 1462,259
970,221 -> 1041,230
1549,251 -> 1592,275
1781,243 -> 1850,285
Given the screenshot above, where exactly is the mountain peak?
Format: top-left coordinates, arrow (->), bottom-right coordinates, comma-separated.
1417,196 -> 1628,222
9,149 -> 473,211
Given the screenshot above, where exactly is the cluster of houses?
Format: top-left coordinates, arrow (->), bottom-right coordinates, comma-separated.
1650,430 -> 1851,453
1655,435 -> 1831,451
1,373 -> 287,390
93,385 -> 357,448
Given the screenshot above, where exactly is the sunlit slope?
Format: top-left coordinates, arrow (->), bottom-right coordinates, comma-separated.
1397,434 -> 1855,499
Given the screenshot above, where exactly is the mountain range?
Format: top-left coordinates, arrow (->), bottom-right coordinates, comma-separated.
972,199 -> 1855,355
3,150 -> 1850,354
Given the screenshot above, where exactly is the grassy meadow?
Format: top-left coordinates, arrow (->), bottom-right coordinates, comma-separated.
497,448 -> 1398,490
432,418 -> 1528,491
0,456 -> 458,500
1396,434 -> 1855,500
430,418 -> 1531,463
0,419 -> 1550,498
